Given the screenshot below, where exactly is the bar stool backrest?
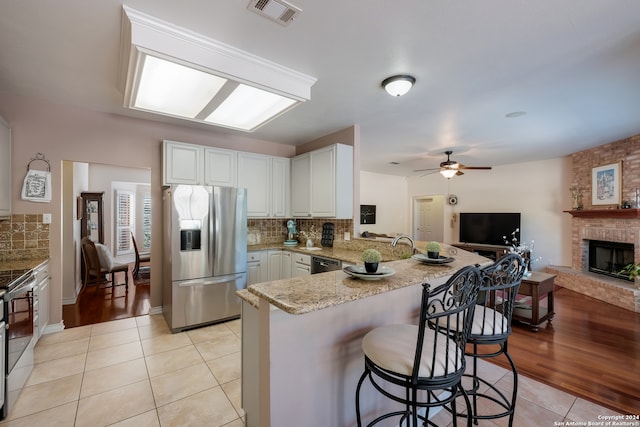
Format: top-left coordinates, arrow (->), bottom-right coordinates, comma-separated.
473,253 -> 527,340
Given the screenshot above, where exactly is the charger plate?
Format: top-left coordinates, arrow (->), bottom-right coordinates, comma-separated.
343,265 -> 395,281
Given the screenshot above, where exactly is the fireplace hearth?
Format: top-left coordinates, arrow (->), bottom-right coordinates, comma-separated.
588,240 -> 634,281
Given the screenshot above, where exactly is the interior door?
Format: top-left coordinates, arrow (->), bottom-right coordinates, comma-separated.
413,195 -> 444,242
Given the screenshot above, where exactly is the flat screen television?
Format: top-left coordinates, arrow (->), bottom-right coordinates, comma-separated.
459,212 -> 521,246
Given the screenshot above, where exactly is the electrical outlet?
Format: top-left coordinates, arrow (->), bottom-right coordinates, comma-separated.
43,213 -> 52,224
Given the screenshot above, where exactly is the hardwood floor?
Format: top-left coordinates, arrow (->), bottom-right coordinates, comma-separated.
62,266 -> 151,328
492,286 -> 640,414
61,272 -> 639,414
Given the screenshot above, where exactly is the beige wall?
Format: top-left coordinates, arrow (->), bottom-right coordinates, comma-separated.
0,94 -> 297,327
406,157 -> 574,271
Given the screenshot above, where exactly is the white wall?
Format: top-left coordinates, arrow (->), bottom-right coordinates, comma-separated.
88,163 -> 151,254
358,171 -> 408,237
407,157 -> 574,271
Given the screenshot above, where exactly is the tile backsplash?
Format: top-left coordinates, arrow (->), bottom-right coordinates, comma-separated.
247,218 -> 353,245
0,214 -> 50,260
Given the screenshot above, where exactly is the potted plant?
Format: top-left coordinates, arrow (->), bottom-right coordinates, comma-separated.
620,263 -> 640,288
361,248 -> 382,273
426,241 -> 441,259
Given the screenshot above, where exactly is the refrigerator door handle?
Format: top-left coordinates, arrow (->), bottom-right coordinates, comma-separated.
177,274 -> 245,288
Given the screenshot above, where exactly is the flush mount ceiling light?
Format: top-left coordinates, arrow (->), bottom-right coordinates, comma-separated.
381,75 -> 416,97
119,6 -> 316,132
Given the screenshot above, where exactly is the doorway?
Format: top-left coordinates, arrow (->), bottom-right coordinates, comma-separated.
62,161 -> 152,327
412,195 -> 444,242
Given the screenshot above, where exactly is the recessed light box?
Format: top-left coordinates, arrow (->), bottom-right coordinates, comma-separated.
119,6 -> 316,132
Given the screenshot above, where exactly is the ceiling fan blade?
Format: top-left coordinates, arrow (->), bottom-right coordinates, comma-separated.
456,171 -> 464,176
458,165 -> 492,170
413,167 -> 441,172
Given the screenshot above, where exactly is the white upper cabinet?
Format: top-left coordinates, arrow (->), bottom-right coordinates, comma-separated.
163,140 -> 202,185
292,144 -> 353,219
163,140 -> 290,217
271,157 -> 290,218
238,153 -> 290,218
291,153 -> 311,217
163,141 -> 237,187
204,147 -> 237,187
0,117 -> 11,218
238,153 -> 271,217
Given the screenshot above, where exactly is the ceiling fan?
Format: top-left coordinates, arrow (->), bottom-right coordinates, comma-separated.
414,150 -> 492,177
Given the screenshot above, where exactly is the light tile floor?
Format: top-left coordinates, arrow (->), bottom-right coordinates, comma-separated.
0,314 -> 625,427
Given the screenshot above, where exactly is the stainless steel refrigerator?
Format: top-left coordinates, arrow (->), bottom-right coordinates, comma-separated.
162,185 -> 247,332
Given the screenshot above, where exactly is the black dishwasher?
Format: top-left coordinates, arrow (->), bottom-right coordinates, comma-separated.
311,256 -> 341,274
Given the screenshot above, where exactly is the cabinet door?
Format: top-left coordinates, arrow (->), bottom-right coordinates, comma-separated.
267,251 -> 283,281
238,153 -> 271,217
0,118 -> 10,218
247,262 -> 261,286
281,251 -> 292,279
163,140 -> 202,185
310,146 -> 336,217
271,157 -> 290,217
38,279 -> 49,338
291,153 -> 311,217
204,147 -> 237,187
292,263 -> 311,277
247,251 -> 267,285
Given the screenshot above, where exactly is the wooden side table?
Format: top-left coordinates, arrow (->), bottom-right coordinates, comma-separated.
512,271 -> 556,331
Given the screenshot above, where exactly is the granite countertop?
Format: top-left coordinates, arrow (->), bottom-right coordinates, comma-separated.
242,245 -> 490,315
0,258 -> 49,273
248,242 -> 403,264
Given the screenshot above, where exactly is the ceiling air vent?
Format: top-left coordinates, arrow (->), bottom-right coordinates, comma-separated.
247,0 -> 301,26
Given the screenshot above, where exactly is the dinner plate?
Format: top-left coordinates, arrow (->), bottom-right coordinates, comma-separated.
411,254 -> 455,264
343,265 -> 395,280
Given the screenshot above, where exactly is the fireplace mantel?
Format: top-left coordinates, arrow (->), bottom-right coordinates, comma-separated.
564,209 -> 640,219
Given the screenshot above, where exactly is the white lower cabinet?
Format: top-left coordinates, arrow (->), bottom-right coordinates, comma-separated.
291,253 -> 311,277
33,261 -> 50,341
268,250 -> 292,281
247,251 -> 268,286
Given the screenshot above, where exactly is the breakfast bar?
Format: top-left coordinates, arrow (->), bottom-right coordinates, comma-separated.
238,245 -> 489,427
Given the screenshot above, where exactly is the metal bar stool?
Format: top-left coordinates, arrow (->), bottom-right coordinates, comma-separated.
464,253 -> 526,426
355,265 -> 483,427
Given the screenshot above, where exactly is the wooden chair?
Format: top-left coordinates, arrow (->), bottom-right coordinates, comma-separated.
80,237 -> 128,292
131,232 -> 151,279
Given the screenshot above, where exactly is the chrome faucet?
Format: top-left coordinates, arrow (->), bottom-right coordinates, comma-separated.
391,234 -> 416,255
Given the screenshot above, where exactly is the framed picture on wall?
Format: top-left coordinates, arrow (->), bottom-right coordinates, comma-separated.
592,161 -> 621,206
360,205 -> 376,224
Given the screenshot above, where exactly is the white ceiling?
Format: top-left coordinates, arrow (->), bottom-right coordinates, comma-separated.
2,1 -> 640,176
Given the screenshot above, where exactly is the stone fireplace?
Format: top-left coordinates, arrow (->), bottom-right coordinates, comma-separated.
547,211 -> 640,312
545,133 -> 640,313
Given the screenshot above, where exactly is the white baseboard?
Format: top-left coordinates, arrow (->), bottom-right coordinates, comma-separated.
43,321 -> 65,334
148,306 -> 163,315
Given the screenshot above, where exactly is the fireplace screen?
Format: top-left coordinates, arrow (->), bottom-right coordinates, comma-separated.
588,240 -> 634,281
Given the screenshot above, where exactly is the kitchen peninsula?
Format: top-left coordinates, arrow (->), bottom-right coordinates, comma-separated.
238,244 -> 489,427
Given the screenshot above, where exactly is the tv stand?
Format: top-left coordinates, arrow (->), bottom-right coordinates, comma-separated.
452,243 -> 509,261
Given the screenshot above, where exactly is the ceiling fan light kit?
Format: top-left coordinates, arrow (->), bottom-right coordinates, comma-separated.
414,150 -> 492,178
381,75 -> 416,97
440,169 -> 457,178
